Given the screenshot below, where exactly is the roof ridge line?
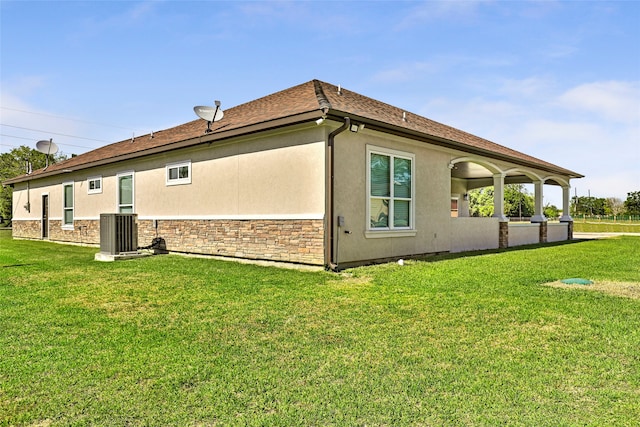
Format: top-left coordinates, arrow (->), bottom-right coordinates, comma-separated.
313,80 -> 332,113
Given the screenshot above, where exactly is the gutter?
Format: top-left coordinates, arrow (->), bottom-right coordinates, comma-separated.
326,117 -> 350,271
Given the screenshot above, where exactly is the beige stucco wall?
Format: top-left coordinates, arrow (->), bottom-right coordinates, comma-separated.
548,223 -> 569,242
11,125 -> 327,235
331,128 -> 453,264
130,129 -> 326,218
450,217 -> 500,252
11,175 -> 65,222
508,223 -> 540,246
11,182 -> 32,220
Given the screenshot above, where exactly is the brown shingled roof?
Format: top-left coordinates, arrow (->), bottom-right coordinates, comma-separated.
4,79 -> 582,184
318,81 -> 581,177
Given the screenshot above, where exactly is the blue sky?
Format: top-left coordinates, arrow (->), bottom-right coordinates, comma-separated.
1,0 -> 639,207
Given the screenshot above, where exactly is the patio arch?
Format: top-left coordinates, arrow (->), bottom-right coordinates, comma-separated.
503,168 -> 547,222
449,157 -> 508,220
502,171 -> 573,222
503,167 -> 543,182
449,157 -> 503,175
542,175 -> 573,222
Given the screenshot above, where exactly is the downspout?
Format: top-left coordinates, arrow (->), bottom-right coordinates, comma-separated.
25,180 -> 31,213
327,117 -> 350,271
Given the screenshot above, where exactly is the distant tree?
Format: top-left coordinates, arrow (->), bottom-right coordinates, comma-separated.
469,185 -> 539,218
571,196 -> 584,216
468,187 -> 494,217
606,197 -> 625,217
504,184 -> 534,218
624,191 -> 640,215
571,196 -> 608,216
544,204 -> 560,219
594,198 -> 608,216
0,146 -> 66,223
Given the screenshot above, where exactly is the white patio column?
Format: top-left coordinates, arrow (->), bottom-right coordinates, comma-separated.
531,180 -> 547,223
560,185 -> 573,222
492,173 -> 508,221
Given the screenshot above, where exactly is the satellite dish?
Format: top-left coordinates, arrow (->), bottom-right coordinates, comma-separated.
36,138 -> 59,170
193,100 -> 223,133
36,139 -> 59,155
194,105 -> 224,122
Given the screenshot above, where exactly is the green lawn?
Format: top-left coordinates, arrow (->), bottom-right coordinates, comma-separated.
1,230 -> 639,426
573,220 -> 640,233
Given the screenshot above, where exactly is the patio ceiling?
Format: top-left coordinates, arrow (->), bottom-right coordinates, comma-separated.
451,161 -> 566,190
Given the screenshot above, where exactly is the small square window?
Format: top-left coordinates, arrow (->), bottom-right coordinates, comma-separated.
88,176 -> 102,194
166,161 -> 191,186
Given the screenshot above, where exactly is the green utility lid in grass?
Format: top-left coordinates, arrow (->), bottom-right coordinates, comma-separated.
561,278 -> 594,285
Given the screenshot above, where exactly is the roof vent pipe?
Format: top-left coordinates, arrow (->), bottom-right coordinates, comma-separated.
337,84 -> 342,95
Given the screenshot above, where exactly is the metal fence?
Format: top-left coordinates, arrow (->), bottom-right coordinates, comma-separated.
575,214 -> 640,223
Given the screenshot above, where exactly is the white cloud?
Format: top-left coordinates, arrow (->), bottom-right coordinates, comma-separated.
371,62 -> 437,83
417,78 -> 640,205
557,81 -> 640,124
127,1 -> 156,21
238,0 -> 304,18
541,43 -> 579,60
1,75 -> 48,99
371,55 -> 515,84
0,89 -> 125,155
498,76 -> 554,98
395,0 -> 490,29
515,119 -> 606,148
73,1 -> 160,40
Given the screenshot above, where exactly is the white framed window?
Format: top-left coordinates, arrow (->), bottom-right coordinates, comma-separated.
88,176 -> 102,194
166,160 -> 191,186
117,171 -> 134,213
62,181 -> 74,228
367,145 -> 415,232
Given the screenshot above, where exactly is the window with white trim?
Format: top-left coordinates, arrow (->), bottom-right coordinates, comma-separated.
367,146 -> 414,231
166,161 -> 191,186
117,172 -> 134,213
88,176 -> 102,194
62,182 -> 74,227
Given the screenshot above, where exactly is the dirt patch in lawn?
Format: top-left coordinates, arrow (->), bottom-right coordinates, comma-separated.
543,280 -> 640,299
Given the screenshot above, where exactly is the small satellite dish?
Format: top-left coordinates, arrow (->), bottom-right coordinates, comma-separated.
193,100 -> 223,133
36,139 -> 59,155
194,105 -> 224,122
36,138 -> 59,170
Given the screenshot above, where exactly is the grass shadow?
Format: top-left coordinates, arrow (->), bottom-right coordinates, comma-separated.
414,238 -> 601,264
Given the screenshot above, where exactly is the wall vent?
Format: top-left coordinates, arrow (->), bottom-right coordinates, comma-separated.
100,213 -> 138,255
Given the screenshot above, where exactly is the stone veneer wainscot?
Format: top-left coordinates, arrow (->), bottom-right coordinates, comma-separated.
138,218 -> 325,265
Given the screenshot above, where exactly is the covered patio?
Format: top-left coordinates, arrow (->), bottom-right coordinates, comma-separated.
449,156 -> 579,253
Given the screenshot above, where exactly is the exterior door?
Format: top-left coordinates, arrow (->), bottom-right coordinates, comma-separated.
42,194 -> 49,238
